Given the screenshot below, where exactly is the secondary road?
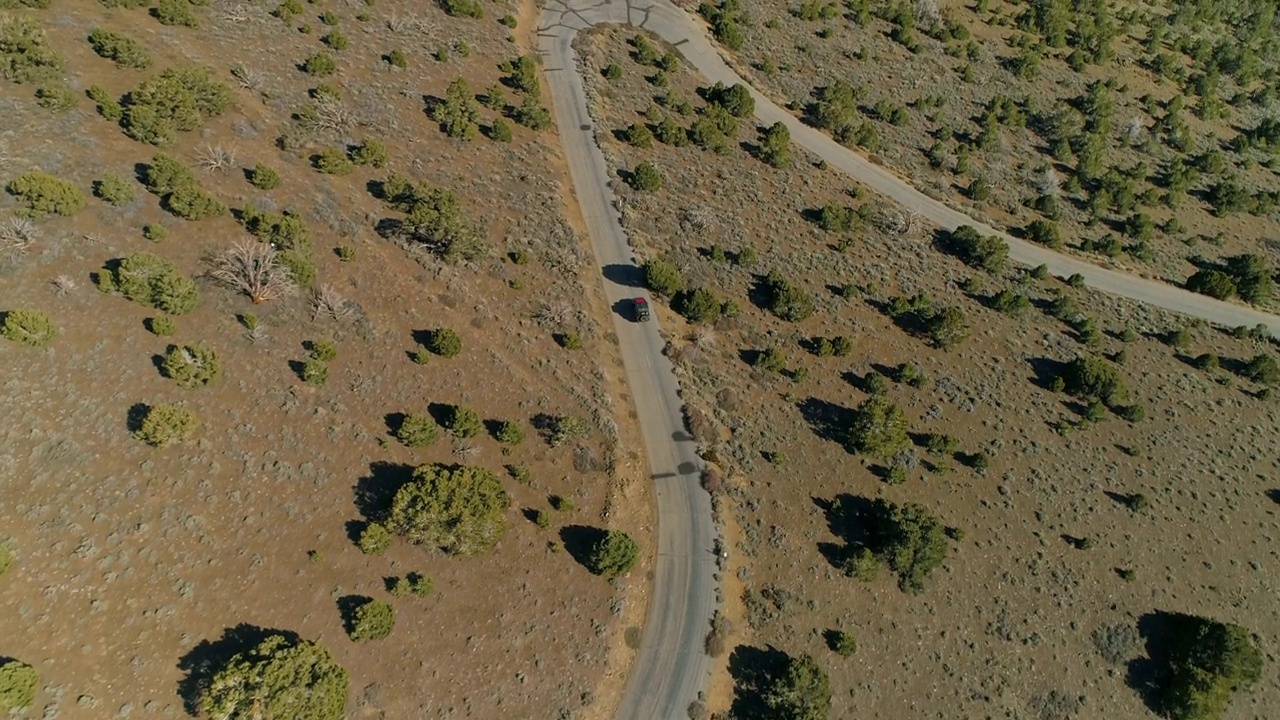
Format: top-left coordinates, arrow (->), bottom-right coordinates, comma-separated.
538,2 -> 718,719
539,0 -> 1280,717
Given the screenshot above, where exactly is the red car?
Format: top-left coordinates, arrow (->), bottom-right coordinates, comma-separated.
633,297 -> 651,322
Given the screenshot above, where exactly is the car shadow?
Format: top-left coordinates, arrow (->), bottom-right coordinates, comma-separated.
602,263 -> 646,288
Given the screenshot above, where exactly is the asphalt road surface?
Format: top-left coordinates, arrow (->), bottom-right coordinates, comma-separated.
537,0 -> 1280,717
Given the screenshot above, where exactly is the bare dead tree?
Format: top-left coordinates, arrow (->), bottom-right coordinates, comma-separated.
451,439 -> 479,460
197,144 -> 237,173
1034,165 -> 1061,197
230,64 -> 265,93
311,283 -> 354,321
680,208 -> 715,235
0,217 -> 38,258
49,275 -> 77,296
209,239 -> 296,303
534,301 -> 576,328
914,0 -> 940,30
299,96 -> 356,134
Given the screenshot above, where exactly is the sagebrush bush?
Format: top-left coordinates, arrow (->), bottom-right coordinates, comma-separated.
35,82 -> 76,112
1,309 -> 56,347
94,173 -> 136,205
6,172 -> 86,216
153,0 -> 199,27
102,252 -> 199,314
303,52 -> 337,76
87,28 -> 151,68
427,328 -> 462,357
133,404 -> 198,447
346,598 -> 395,641
349,138 -> 388,167
123,66 -> 231,145
161,343 -> 221,388
248,162 -> 281,189
314,147 -> 353,175
396,413 -> 439,447
0,15 -> 64,84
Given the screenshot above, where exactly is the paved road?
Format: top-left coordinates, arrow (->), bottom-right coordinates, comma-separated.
538,0 -> 1280,717
538,2 -> 718,719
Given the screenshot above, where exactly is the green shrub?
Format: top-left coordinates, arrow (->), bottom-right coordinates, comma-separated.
486,118 -> 513,142
602,62 -> 622,80
387,463 -> 509,555
165,183 -> 224,220
495,419 -> 524,445
378,172 -> 482,262
0,15 -> 65,84
642,257 -> 684,297
0,545 -> 10,577
357,522 -> 390,554
585,529 -> 639,578
93,174 -> 135,206
1157,615 -> 1263,720
508,96 -> 551,130
1241,353 -> 1280,385
827,629 -> 857,657
87,28 -> 151,68
1058,355 -> 1127,404
866,498 -> 949,593
440,0 -> 483,19
161,343 -> 220,388
753,347 -> 786,373
248,163 -> 281,190
673,287 -> 721,324
301,357 -> 328,385
240,204 -> 310,250
318,10 -> 338,24
133,403 -> 198,447
760,271 -> 813,321
335,245 -> 355,261
321,30 -> 347,50
546,415 -> 586,447
147,316 -> 176,336
278,250 -> 315,288
629,161 -> 664,191
143,223 -> 167,242
349,138 -> 388,167
0,660 -> 38,712
314,147 -> 353,175
848,396 -> 909,458
346,598 -> 395,641
103,252 -> 197,311
427,327 -> 462,357
306,340 -> 337,363
6,172 -> 86,216
199,635 -> 347,720
87,84 -> 124,120
153,0 -> 199,26
34,82 -> 76,112
396,413 -> 439,447
386,49 -> 407,68
430,78 -> 480,139
123,66 -> 231,145
1,309 -> 56,347
272,0 -> 302,19
946,225 -> 1008,273
1186,269 -> 1238,300
388,572 -> 433,597
302,52 -> 336,76
443,404 -> 482,438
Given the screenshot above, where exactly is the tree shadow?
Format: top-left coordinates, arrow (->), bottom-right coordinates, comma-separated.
426,402 -> 453,427
727,644 -> 791,720
384,412 -> 407,439
797,396 -> 854,447
352,461 -> 415,523
559,524 -> 604,572
521,507 -> 542,525
602,263 -> 646,288
337,595 -> 371,637
176,624 -> 301,715
814,493 -> 874,569
126,402 -> 150,434
1267,488 -> 1280,506
1125,611 -> 1200,715
1027,356 -> 1068,390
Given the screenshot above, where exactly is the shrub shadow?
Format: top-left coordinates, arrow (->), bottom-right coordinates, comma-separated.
559,524 -> 605,572
728,644 -> 791,720
337,595 -> 372,638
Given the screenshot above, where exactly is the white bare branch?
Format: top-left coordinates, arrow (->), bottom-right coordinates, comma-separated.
209,239 -> 297,303
49,275 -> 77,296
0,217 -> 38,258
300,96 -> 356,134
311,283 -> 354,321
197,144 -> 237,173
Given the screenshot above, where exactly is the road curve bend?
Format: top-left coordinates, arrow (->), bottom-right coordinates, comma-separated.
538,2 -> 719,719
542,0 -> 1280,336
539,0 -> 1280,717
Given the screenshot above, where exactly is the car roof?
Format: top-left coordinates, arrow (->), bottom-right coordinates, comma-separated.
635,297 -> 647,303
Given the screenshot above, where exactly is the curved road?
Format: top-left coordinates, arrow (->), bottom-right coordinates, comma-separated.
538,0 -> 1280,717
